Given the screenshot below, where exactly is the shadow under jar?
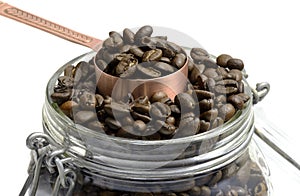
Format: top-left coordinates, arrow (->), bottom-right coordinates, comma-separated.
38,52 -> 272,196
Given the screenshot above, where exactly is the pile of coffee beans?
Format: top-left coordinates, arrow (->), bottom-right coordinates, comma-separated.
51,25 -> 250,140
49,152 -> 266,196
94,25 -> 187,78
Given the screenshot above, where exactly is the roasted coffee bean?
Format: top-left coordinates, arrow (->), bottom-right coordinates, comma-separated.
103,37 -> 117,52
194,90 -> 215,100
150,91 -> 169,103
228,94 -> 245,110
228,69 -> 243,82
203,68 -> 218,79
109,31 -> 124,49
187,57 -> 195,72
51,90 -> 72,105
254,182 -> 267,196
230,186 -> 247,196
167,41 -> 183,54
224,189 -> 238,196
150,102 -> 171,119
162,47 -> 176,58
154,62 -> 176,73
159,123 -> 177,136
190,48 -> 209,62
120,65 -> 137,78
64,65 -> 75,78
130,46 -> 144,58
175,93 -> 197,111
177,117 -> 200,137
166,116 -> 176,125
188,186 -> 202,196
236,93 -> 250,103
170,104 -> 181,114
58,76 -> 74,88
102,49 -> 118,63
216,67 -> 229,77
74,111 -> 97,123
96,59 -> 108,70
211,117 -> 224,129
227,58 -> 244,70
200,108 -> 218,121
105,117 -> 122,130
131,111 -> 152,123
219,103 -> 236,122
216,54 -> 232,67
208,170 -> 223,186
79,92 -> 97,109
104,102 -> 130,118
116,126 -> 135,139
136,64 -> 161,78
123,28 -> 135,44
200,186 -> 211,196
142,49 -> 163,62
134,25 -> 153,43
119,44 -> 131,53
189,64 -> 206,84
215,79 -> 238,94
172,53 -> 186,69
133,120 -> 147,132
60,100 -> 78,117
160,57 -> 171,64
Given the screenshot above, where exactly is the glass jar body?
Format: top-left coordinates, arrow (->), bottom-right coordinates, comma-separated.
36,52 -> 272,196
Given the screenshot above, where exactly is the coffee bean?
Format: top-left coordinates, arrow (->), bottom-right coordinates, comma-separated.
166,116 -> 176,125
216,54 -> 232,67
170,104 -> 181,114
167,41 -> 183,54
131,111 -> 152,123
160,57 -> 171,64
200,186 -> 211,196
154,62 -> 176,73
254,182 -> 267,196
109,31 -> 124,50
227,58 -> 244,70
208,170 -> 223,186
175,93 -> 197,111
105,117 -> 122,130
134,25 -> 153,44
104,102 -> 130,118
189,64 -> 206,84
51,90 -> 72,105
228,69 -> 243,82
188,186 -> 201,196
96,59 -> 108,70
123,28 -> 135,45
203,68 -> 218,79
120,65 -> 137,78
79,92 -> 97,109
190,48 -> 209,62
236,93 -> 250,103
219,103 -> 236,122
58,76 -> 74,88
130,46 -> 144,58
228,94 -> 245,110
224,189 -> 238,196
133,120 -> 147,132
215,79 -> 238,94
159,123 -> 177,136
142,49 -> 163,62
200,108 -> 218,122
194,90 -> 215,100
211,117 -> 224,129
177,117 -> 200,137
150,102 -> 171,119
172,53 -> 186,69
150,91 -> 168,103
136,64 -> 161,78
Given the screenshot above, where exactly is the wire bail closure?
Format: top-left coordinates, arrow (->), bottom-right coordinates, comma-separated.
19,132 -> 76,196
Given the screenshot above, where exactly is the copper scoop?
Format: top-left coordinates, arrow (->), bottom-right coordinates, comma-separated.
0,1 -> 188,100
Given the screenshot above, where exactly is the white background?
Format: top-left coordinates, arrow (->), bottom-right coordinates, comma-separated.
1,0 -> 300,195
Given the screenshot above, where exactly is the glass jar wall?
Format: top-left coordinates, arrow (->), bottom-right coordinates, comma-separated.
30,52 -> 273,196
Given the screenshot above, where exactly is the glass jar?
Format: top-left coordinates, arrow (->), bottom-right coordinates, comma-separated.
21,52 -> 272,196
